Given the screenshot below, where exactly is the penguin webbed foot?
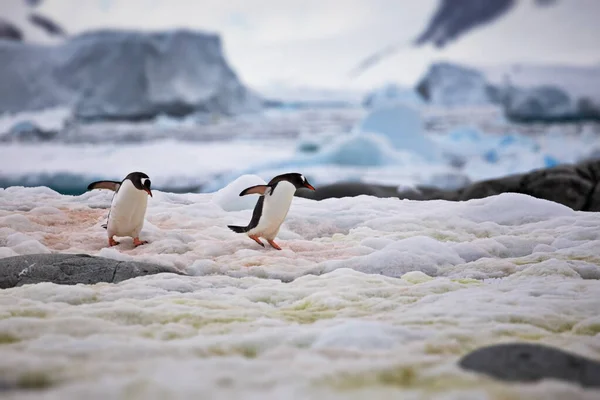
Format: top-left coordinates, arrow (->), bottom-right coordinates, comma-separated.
133,237 -> 148,247
267,239 -> 282,251
108,237 -> 120,247
249,235 -> 265,248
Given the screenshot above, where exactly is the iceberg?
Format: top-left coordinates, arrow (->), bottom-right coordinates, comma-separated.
358,104 -> 438,161
0,29 -> 262,121
415,62 -> 498,107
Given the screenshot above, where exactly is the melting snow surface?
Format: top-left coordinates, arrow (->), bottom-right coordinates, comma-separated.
1,186 -> 600,399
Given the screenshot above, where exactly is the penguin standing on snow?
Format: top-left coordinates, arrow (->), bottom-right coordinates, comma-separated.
87,172 -> 153,247
228,173 -> 315,250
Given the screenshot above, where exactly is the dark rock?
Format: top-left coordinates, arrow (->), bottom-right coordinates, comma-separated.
459,342 -> 600,388
28,13 -> 66,37
296,182 -> 399,201
4,120 -> 58,141
0,253 -> 184,289
298,160 -> 600,211
457,174 -> 522,201
520,165 -> 593,210
0,19 -> 23,41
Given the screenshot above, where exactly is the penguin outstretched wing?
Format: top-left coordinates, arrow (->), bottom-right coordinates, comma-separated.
87,180 -> 122,192
239,185 -> 270,196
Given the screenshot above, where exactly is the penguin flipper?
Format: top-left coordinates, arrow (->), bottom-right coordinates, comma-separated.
228,225 -> 248,233
239,185 -> 269,197
87,180 -> 121,192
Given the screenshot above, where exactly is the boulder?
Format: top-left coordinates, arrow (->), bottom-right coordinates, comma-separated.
0,253 -> 184,289
0,29 -> 261,121
459,342 -> 600,388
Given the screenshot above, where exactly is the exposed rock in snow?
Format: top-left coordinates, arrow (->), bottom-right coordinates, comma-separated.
460,342 -> 600,387
0,29 -> 261,121
0,253 -> 183,289
415,62 -> 498,107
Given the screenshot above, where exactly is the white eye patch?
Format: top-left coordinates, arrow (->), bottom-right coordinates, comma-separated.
301,175 -> 306,183
141,178 -> 148,185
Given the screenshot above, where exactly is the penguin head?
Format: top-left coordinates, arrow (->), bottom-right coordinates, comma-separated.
269,173 -> 316,191
126,172 -> 153,197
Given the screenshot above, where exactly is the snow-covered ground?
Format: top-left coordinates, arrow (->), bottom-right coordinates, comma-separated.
1,186 -> 600,398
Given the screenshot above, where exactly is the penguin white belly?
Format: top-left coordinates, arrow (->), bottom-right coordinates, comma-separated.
250,181 -> 296,239
107,180 -> 148,238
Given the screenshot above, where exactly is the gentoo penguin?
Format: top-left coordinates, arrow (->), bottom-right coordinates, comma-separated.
87,172 -> 152,247
227,173 -> 315,250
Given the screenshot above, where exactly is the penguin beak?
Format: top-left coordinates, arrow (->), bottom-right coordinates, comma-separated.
145,188 -> 153,197
304,183 -> 316,191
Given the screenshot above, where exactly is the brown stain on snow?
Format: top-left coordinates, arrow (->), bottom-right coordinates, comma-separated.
14,208 -> 108,250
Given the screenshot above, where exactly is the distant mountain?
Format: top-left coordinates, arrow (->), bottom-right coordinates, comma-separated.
352,0 -> 560,76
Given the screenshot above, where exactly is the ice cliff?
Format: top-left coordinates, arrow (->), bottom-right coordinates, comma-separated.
0,29 -> 262,121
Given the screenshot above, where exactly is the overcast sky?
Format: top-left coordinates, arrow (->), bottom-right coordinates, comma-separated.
5,0 -> 600,90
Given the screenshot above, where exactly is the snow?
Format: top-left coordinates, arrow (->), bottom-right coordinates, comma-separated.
1,187 -> 600,398
212,174 -> 267,211
0,29 -> 261,120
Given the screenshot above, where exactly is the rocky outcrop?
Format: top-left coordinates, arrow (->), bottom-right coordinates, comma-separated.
0,253 -> 184,289
0,29 -> 261,121
28,12 -> 66,37
0,18 -> 23,41
296,159 -> 600,211
459,343 -> 600,388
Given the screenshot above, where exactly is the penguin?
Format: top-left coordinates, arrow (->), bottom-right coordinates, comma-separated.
227,172 -> 315,250
87,172 -> 152,247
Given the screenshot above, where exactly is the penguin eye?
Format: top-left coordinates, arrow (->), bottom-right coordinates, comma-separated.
146,180 -> 151,188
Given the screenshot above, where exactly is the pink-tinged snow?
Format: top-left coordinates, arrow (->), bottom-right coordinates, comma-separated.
1,185 -> 600,399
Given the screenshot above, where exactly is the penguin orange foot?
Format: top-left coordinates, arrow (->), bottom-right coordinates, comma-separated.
133,237 -> 148,247
267,239 -> 282,250
108,237 -> 120,247
249,235 -> 265,247
227,173 -> 315,251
